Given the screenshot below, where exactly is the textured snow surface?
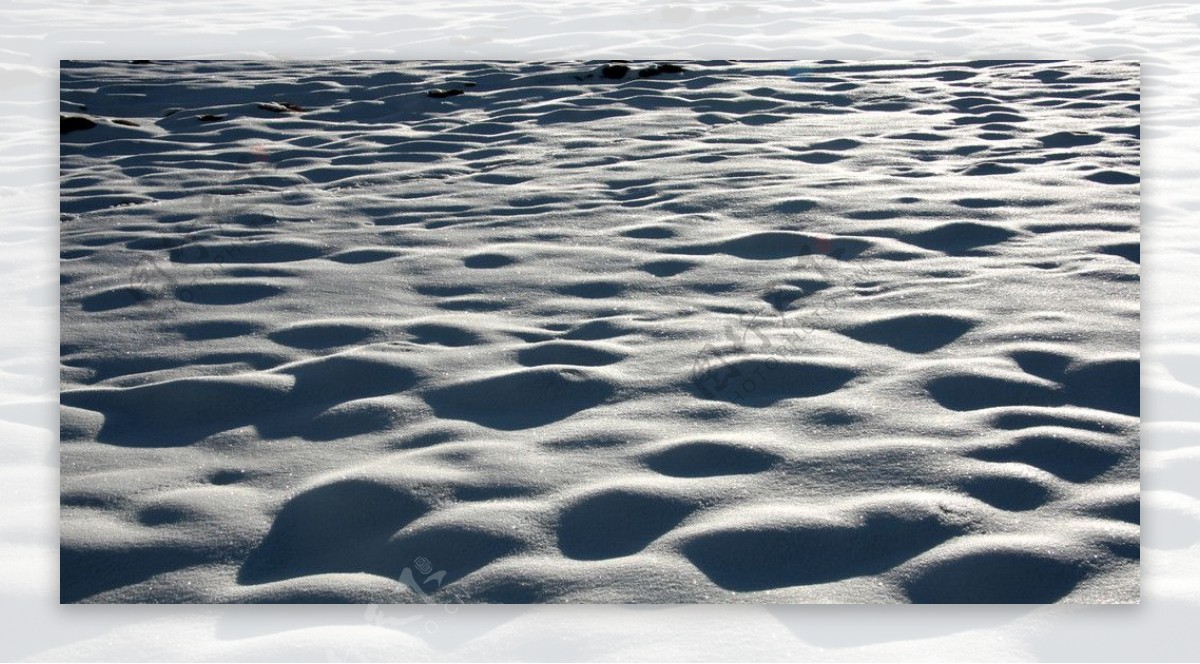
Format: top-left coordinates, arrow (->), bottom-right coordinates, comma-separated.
59,58 -> 1139,605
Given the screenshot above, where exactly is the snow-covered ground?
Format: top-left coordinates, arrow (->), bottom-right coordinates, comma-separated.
0,0 -> 1194,659
59,59 -> 1139,605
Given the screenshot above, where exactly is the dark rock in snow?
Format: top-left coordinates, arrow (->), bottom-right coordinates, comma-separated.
60,115 -> 97,135
257,101 -> 306,113
601,64 -> 630,79
638,63 -> 685,77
